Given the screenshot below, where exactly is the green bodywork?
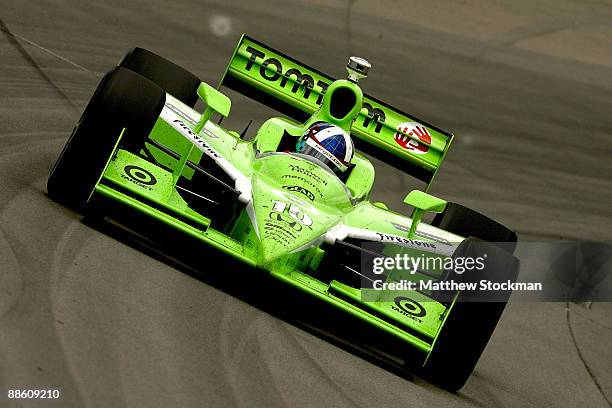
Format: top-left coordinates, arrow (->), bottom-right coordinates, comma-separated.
91,35 -> 464,360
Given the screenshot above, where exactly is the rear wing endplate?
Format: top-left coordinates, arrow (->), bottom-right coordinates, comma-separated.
219,35 -> 454,187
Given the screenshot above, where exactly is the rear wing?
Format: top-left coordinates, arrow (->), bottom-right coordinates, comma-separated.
219,35 -> 454,187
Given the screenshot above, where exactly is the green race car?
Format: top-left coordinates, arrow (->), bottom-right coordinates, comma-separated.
48,35 -> 519,391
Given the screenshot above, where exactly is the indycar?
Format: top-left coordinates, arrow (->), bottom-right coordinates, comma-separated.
48,35 -> 519,391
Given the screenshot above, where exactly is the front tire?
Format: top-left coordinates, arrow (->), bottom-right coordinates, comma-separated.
119,47 -> 201,107
421,238 -> 519,392
47,67 -> 165,210
432,202 -> 517,254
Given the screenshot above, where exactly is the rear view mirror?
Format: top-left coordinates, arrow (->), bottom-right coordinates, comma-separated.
403,190 -> 447,238
193,82 -> 231,133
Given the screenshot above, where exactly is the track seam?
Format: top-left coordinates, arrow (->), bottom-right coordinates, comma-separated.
0,18 -> 79,113
1,28 -> 95,74
565,302 -> 612,408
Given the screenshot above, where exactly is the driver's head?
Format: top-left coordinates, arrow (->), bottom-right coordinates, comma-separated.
295,122 -> 354,176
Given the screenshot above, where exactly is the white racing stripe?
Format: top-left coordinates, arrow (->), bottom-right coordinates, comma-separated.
324,225 -> 456,256
159,105 -> 252,203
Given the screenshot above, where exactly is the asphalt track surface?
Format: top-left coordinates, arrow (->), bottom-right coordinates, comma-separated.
1,1 -> 611,407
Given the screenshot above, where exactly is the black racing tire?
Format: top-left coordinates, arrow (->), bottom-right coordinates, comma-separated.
432,202 -> 518,254
47,67 -> 165,210
420,238 -> 519,392
119,47 -> 200,107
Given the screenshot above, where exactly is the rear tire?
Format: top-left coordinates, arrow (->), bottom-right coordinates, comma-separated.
47,67 -> 165,210
432,202 -> 517,254
420,238 -> 519,392
119,48 -> 200,107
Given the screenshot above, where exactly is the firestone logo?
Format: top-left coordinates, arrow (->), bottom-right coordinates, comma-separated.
394,122 -> 431,154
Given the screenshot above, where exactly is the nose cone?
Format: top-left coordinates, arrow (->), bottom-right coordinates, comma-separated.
257,231 -> 296,265
253,197 -> 325,265
249,154 -> 352,266
252,190 -> 339,266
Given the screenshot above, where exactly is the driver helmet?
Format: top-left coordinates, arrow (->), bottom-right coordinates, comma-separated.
295,122 -> 354,176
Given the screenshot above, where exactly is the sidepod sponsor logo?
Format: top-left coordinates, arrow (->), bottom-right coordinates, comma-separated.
173,119 -> 221,159
375,233 -> 437,250
386,220 -> 453,246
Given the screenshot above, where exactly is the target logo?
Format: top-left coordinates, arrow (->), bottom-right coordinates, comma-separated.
124,165 -> 157,186
394,122 -> 431,155
393,296 -> 427,318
